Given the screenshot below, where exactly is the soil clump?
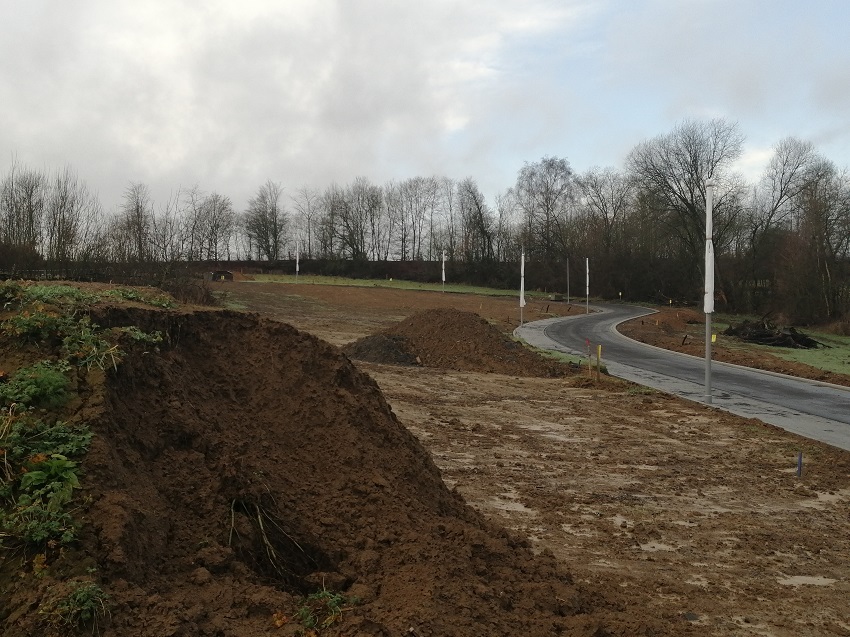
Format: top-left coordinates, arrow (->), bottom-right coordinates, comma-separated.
344,308 -> 574,377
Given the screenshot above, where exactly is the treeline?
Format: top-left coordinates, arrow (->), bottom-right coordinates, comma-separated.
2,119 -> 849,323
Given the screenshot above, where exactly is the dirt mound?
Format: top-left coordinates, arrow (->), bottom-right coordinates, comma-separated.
345,308 -> 573,377
3,307 -> 656,636
343,333 -> 420,366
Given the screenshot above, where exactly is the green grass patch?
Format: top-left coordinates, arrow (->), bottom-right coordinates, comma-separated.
101,287 -> 175,308
532,347 -> 586,367
747,330 -> 850,376
211,291 -> 248,311
247,274 -> 525,297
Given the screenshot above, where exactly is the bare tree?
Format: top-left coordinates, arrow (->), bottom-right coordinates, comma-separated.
778,161 -> 850,321
291,186 -> 320,258
330,177 -> 380,261
118,182 -> 154,263
245,181 -> 287,261
493,189 -> 518,262
44,166 -> 103,270
150,190 -> 184,263
458,178 -> 494,262
578,167 -> 634,255
513,156 -> 575,262
438,177 -> 459,260
627,119 -> 746,294
201,192 -> 236,260
1,160 -> 46,264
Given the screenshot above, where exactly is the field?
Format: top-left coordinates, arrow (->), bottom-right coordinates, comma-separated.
1,278 -> 849,636
217,280 -> 850,636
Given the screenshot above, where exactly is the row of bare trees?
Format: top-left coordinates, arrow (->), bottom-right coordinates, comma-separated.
2,118 -> 849,322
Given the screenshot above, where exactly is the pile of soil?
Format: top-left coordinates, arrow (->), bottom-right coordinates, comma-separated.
344,308 -> 573,377
3,307 -> 659,636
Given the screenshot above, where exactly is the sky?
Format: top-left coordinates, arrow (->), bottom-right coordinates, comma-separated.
2,0 -> 849,213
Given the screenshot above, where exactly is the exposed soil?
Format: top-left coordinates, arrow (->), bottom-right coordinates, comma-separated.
210,281 -> 850,637
1,292 -> 655,637
344,308 -> 575,377
3,280 -> 849,637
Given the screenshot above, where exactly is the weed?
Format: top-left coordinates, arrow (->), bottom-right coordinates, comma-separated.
2,498 -> 77,545
291,589 -> 359,633
0,361 -> 71,409
0,280 -> 24,304
22,285 -> 98,306
627,385 -> 657,396
102,287 -> 175,308
2,417 -> 92,465
1,416 -> 92,547
42,580 -> 110,633
2,309 -> 73,343
118,325 -> 164,344
61,318 -> 122,370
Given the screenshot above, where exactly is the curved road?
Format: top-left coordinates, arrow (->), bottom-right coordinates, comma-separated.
515,304 -> 850,451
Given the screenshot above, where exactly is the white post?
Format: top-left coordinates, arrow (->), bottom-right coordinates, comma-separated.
704,180 -> 716,405
566,257 -> 570,304
295,240 -> 300,283
441,250 -> 446,293
520,250 -> 526,325
585,257 -> 589,314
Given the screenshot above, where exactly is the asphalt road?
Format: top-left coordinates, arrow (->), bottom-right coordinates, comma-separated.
515,304 -> 850,451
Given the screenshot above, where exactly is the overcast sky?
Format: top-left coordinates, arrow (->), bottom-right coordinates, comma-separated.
2,0 -> 849,213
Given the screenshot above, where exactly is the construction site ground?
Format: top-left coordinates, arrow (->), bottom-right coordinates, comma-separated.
212,280 -> 850,637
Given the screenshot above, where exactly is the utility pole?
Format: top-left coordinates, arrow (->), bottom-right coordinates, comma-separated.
704,180 -> 716,404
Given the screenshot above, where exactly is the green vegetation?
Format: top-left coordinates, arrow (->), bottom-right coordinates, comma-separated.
0,281 -> 175,310
0,361 -> 71,409
711,313 -> 850,377
118,325 -> 164,344
627,385 -> 657,396
62,317 -> 122,371
101,287 -> 175,308
2,309 -> 75,343
42,580 -> 110,633
747,331 -> 850,376
17,285 -> 98,306
248,273 -> 524,297
292,589 -> 359,633
0,281 -> 171,629
211,290 -> 248,311
0,415 -> 90,546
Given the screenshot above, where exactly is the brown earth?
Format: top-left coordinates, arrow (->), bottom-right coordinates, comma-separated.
343,308 -> 575,377
1,287 -> 654,637
211,281 -> 850,637
2,281 -> 849,637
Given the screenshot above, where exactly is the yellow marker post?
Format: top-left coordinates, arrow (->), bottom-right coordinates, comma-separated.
712,334 -> 717,343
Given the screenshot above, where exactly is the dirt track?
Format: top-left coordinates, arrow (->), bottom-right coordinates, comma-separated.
216,281 -> 850,637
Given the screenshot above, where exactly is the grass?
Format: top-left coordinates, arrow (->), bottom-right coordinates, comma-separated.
42,580 -> 110,633
668,311 -> 850,378
710,314 -> 850,376
746,330 -> 850,376
284,589 -> 359,633
532,346 -> 586,367
247,273 -> 525,297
